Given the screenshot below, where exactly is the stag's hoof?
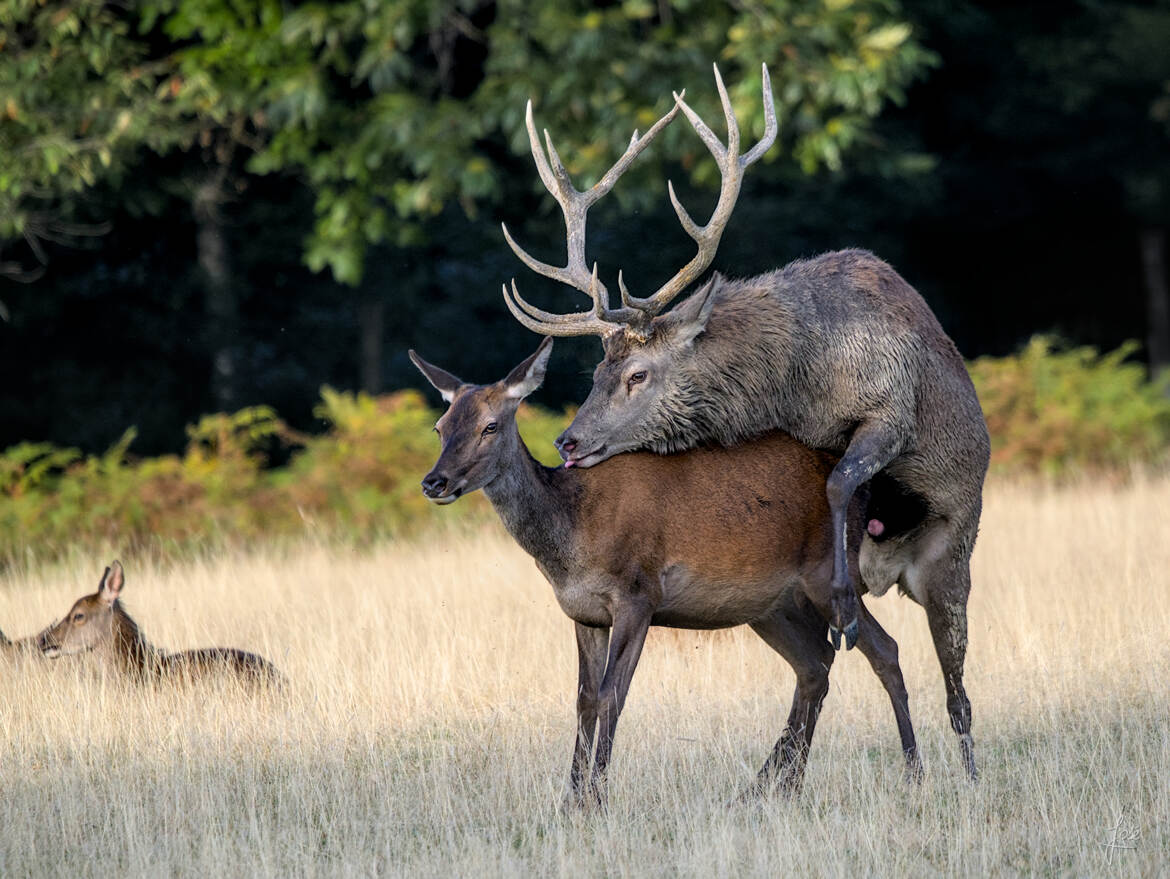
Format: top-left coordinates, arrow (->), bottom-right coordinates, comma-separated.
828,619 -> 858,651
843,618 -> 858,650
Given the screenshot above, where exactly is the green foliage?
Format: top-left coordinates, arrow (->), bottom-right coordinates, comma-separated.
5,336 -> 1170,565
252,0 -> 936,282
970,336 -> 1170,476
0,388 -> 572,564
0,0 -> 160,253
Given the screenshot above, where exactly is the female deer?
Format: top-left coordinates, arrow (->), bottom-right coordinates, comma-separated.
411,338 -> 919,805
39,561 -> 281,685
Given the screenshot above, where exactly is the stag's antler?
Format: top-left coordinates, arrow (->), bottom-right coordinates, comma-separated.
502,63 -> 776,339
620,63 -> 776,318
501,96 -> 682,338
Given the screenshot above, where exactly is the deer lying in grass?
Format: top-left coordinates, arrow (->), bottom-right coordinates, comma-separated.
39,561 -> 281,686
411,338 -> 919,805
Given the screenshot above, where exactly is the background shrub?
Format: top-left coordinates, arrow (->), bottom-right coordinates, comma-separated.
3,336 -> 1167,565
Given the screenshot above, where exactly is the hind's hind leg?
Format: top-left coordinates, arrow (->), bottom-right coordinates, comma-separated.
746,588 -> 836,796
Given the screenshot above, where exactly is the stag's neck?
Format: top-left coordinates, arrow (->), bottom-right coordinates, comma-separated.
110,604 -> 164,676
653,294 -> 802,453
482,431 -> 577,578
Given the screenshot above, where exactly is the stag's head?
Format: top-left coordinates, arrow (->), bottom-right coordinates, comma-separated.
500,64 -> 774,467
411,338 -> 553,503
40,561 -> 124,658
556,277 -> 721,466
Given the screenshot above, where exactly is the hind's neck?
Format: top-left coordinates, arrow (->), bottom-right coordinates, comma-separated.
110,604 -> 162,675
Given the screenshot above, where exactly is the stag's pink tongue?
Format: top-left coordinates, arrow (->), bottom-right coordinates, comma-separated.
564,460 -> 576,469
867,519 -> 885,537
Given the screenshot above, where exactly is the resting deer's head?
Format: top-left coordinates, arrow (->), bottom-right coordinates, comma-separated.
410,338 -> 553,504
40,561 -> 124,658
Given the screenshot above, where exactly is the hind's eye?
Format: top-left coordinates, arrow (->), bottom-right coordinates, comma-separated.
72,613 -> 85,623
482,422 -> 498,436
627,371 -> 647,391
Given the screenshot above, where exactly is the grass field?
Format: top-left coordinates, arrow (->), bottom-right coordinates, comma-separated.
1,476 -> 1168,877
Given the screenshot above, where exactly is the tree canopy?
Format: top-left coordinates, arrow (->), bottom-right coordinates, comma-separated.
1,0 -> 1167,455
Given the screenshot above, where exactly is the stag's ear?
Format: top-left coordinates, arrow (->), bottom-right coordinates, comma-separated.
98,561 -> 124,606
409,350 -> 465,403
503,337 -> 554,400
656,273 -> 720,347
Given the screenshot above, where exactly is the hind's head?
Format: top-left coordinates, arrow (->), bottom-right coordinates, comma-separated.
409,337 -> 553,504
39,561 -> 125,658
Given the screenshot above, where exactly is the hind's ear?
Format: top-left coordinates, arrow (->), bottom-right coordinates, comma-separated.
98,561 -> 124,605
503,337 -> 554,400
409,350 -> 465,403
655,273 -> 720,347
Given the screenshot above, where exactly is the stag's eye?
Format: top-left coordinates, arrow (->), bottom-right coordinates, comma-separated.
627,371 -> 647,391
72,613 -> 85,623
482,422 -> 498,437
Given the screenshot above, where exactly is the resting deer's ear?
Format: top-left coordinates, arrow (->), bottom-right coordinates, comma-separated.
409,350 -> 465,403
656,273 -> 720,347
503,336 -> 554,400
98,560 -> 124,606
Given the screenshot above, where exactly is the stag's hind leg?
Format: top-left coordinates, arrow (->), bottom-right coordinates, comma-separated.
918,551 -> 976,781
746,588 -> 835,797
825,420 -> 905,650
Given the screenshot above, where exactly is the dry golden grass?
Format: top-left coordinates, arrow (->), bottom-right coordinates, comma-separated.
1,476 -> 1168,877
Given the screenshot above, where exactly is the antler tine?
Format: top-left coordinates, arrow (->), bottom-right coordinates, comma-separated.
713,63 -> 740,159
502,280 -> 624,339
500,222 -> 577,289
623,63 -> 778,318
742,63 -> 777,166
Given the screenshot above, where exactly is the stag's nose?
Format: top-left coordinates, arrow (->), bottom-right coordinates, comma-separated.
555,434 -> 577,459
421,473 -> 449,498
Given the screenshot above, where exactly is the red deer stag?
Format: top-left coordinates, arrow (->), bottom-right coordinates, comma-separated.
501,64 -> 990,779
411,338 -> 919,806
39,561 -> 281,685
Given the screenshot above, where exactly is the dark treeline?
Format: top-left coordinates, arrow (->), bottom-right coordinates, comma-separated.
2,0 -> 1168,455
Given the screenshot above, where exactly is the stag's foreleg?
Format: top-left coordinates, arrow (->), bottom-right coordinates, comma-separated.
567,621 -> 610,807
825,421 -> 904,650
588,598 -> 652,806
853,601 -> 922,782
745,588 -> 834,797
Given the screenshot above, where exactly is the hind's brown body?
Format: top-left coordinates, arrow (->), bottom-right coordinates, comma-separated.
559,437 -> 846,630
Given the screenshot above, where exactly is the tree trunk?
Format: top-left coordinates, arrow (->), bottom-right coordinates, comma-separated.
1140,226 -> 1170,378
194,171 -> 238,411
358,297 -> 385,394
